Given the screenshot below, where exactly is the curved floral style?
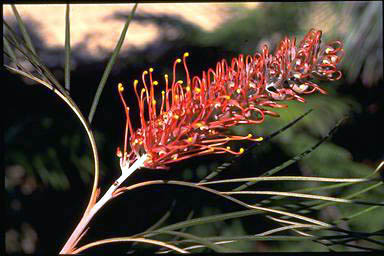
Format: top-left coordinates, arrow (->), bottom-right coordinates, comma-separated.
117,28 -> 344,169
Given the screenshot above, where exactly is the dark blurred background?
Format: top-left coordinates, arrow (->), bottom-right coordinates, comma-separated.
4,2 -> 384,253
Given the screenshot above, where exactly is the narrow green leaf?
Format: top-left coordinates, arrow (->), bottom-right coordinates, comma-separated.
184,235 -> 321,242
223,191 -> 353,203
64,4 -> 71,91
4,21 -> 64,92
3,22 -> 34,72
4,36 -> 18,64
336,205 -> 381,224
200,176 -> 370,186
3,22 -> 22,48
153,230 -> 234,252
3,40 -> 26,72
258,161 -> 383,206
5,65 -> 53,91
256,183 -> 352,207
224,190 -> 384,206
88,3 -> 138,123
11,5 -> 37,54
4,28 -> 42,77
139,209 -> 262,238
255,223 -> 321,236
5,33 -> 53,85
272,182 -> 383,226
294,182 -> 359,194
71,236 -> 188,254
309,182 -> 383,211
161,223 -> 322,253
124,179 -> 332,227
160,240 -> 237,254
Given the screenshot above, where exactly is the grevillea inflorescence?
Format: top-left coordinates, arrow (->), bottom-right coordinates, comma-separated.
117,29 -> 344,169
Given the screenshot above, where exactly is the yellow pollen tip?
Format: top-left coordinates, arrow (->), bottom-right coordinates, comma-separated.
186,86 -> 191,92
174,114 -> 179,120
239,148 -> 245,154
161,90 -> 165,95
176,59 -> 182,63
141,88 -> 146,93
184,52 -> 189,57
139,141 -> 143,145
152,99 -> 156,105
187,137 -> 193,142
236,89 -> 241,94
225,95 -> 231,100
177,80 -> 183,84
153,81 -> 159,86
247,134 -> 252,137
134,80 -> 139,86
164,74 -> 168,78
195,88 -> 201,93
143,70 -> 148,75
118,83 -> 124,92
149,68 -> 154,72
226,146 -> 231,150
256,137 -> 263,142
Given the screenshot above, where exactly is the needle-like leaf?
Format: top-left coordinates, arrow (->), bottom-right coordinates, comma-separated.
64,4 -> 71,91
11,5 -> 37,55
4,36 -> 18,64
71,237 -> 188,254
152,230 -> 235,252
141,209 -> 261,238
88,3 -> 138,123
4,21 -> 64,92
200,176 -> 370,186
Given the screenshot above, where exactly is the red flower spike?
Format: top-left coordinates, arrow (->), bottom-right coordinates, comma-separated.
116,29 -> 344,169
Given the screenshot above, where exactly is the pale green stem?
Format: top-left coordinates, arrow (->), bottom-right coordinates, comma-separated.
59,154 -> 147,254
200,176 -> 370,185
72,237 -> 188,254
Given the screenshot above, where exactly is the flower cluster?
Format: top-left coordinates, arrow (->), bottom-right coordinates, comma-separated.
117,29 -> 344,169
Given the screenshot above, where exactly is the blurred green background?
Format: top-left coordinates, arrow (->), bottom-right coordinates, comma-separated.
4,2 -> 383,253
